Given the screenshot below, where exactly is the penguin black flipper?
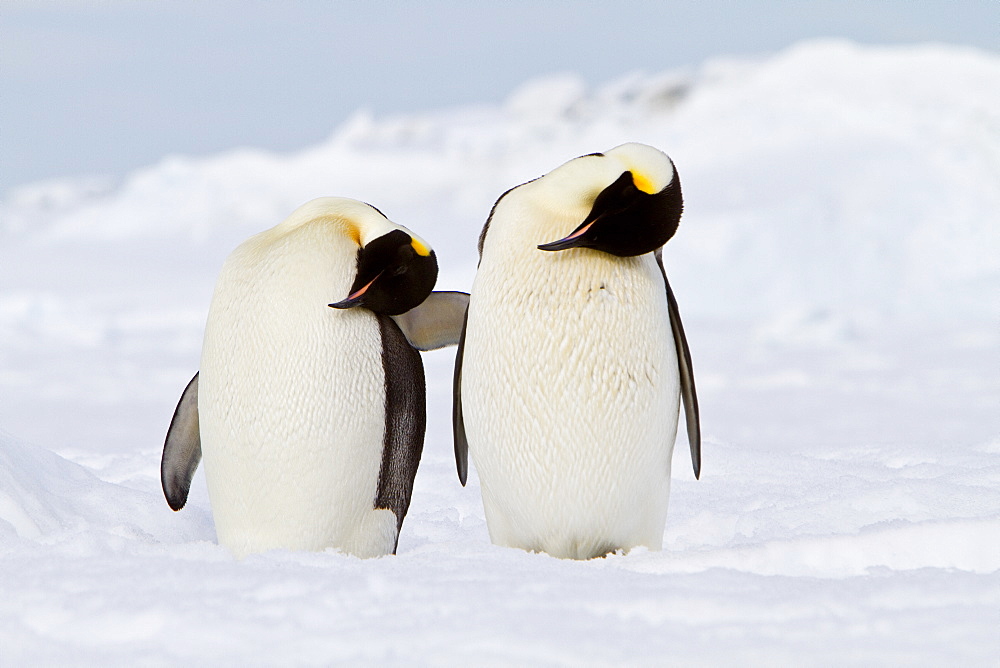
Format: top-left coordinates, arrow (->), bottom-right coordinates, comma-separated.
452,311 -> 470,486
390,291 -> 470,351
374,315 -> 428,552
655,249 -> 701,479
161,372 -> 202,510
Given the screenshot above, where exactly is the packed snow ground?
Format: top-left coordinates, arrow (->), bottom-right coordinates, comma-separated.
1,40 -> 998,664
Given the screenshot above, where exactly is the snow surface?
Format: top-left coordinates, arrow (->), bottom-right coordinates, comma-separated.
1,39 -> 999,664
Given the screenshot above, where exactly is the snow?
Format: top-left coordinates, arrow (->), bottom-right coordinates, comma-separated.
1,39 -> 999,664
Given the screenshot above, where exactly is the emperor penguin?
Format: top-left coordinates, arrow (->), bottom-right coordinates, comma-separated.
453,143 -> 701,560
161,197 -> 468,558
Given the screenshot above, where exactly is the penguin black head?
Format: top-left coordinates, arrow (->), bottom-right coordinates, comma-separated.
537,143 -> 683,258
330,229 -> 438,316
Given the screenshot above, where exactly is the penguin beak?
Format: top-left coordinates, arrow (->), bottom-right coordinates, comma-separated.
329,272 -> 382,310
537,219 -> 598,252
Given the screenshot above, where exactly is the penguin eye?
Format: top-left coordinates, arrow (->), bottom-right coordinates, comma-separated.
390,244 -> 415,277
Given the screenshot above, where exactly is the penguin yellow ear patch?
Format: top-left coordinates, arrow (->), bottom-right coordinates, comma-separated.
342,221 -> 362,246
410,237 -> 431,257
319,216 -> 362,245
631,171 -> 657,195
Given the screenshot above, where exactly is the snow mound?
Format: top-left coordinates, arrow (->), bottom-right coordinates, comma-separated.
0,434 -> 212,547
2,40 -> 998,324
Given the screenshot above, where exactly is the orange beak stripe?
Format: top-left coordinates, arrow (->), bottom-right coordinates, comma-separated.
347,272 -> 382,301
562,220 -> 595,241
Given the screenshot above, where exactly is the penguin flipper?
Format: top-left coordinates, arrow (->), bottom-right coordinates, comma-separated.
391,291 -> 471,351
655,250 -> 701,479
373,316 -> 428,551
452,312 -> 470,486
161,372 -> 202,510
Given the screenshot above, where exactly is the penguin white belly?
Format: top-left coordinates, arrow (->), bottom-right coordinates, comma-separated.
463,249 -> 679,559
198,223 -> 397,558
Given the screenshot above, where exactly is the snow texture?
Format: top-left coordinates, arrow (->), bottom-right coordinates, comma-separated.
1,40 -> 998,665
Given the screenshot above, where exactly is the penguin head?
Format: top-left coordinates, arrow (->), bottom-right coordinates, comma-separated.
536,143 -> 682,257
329,220 -> 438,317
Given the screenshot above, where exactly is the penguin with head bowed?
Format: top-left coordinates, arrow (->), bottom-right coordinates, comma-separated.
453,143 -> 700,560
161,197 -> 468,558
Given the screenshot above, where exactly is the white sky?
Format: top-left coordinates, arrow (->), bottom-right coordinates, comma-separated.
2,0 -> 997,191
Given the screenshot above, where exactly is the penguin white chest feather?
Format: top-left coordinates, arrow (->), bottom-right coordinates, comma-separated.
462,226 -> 679,559
199,219 -> 394,558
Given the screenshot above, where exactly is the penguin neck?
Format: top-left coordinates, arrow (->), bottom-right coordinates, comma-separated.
525,162 -> 611,220
234,217 -> 360,307
270,197 -> 414,251
269,212 -> 360,248
479,220 -> 648,306
493,184 -> 590,257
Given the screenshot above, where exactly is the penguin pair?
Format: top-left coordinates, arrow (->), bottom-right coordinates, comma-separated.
162,143 -> 699,561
